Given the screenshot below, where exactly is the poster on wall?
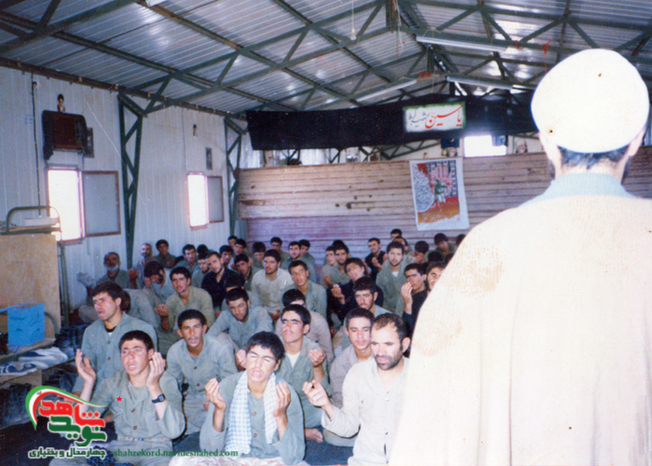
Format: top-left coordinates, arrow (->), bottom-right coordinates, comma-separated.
409,158 -> 470,231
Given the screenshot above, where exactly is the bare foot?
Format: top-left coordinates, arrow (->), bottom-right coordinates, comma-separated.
305,428 -> 324,443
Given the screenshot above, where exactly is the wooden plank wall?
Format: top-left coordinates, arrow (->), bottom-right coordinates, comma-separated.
237,148 -> 652,267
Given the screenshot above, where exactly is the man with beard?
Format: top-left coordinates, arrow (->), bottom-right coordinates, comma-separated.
251,250 -> 293,321
131,242 -> 156,289
201,250 -> 240,311
191,252 -> 211,288
375,241 -> 407,311
392,49 -> 652,466
282,241 -> 316,283
303,313 -> 410,465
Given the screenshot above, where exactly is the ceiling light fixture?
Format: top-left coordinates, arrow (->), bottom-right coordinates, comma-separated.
416,35 -> 508,53
356,79 -> 418,102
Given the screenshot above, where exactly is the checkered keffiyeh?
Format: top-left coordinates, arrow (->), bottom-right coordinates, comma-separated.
225,372 -> 278,454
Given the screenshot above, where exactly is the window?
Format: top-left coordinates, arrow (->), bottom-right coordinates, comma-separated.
464,135 -> 507,157
47,168 -> 121,241
188,173 -> 208,228
48,168 -> 82,241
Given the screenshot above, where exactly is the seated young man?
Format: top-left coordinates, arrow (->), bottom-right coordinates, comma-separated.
333,277 -> 390,353
251,249 -> 293,320
207,288 -> 273,354
281,242 -> 317,283
233,253 -> 261,291
324,307 -> 374,447
72,282 -> 157,396
331,258 -> 384,323
53,330 -> 184,466
155,267 -> 215,355
426,261 -> 446,293
167,310 -> 237,434
276,289 -> 334,363
198,332 -> 305,465
191,252 -> 211,288
303,314 -> 410,466
395,263 -> 428,329
319,246 -> 337,288
201,250 -> 241,312
276,305 -> 331,443
286,260 -> 327,320
375,241 -> 408,312
155,238 -> 177,269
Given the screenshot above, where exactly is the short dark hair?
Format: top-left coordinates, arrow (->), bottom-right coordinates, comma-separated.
252,242 -> 266,253
92,281 -> 123,300
245,331 -> 285,362
353,276 -> 376,294
434,233 -> 448,244
270,236 -> 283,245
197,244 -> 209,256
405,263 -> 425,275
228,235 -> 238,242
225,274 -> 245,289
263,249 -> 281,263
288,241 -> 300,249
207,250 -> 222,260
235,238 -> 247,248
281,304 -> 311,326
325,246 -> 335,253
344,257 -> 366,270
155,239 -> 169,249
368,237 -> 380,244
219,245 -> 234,255
414,241 -> 429,254
170,266 -> 192,280
225,287 -> 249,304
386,241 -> 405,254
288,260 -> 308,273
120,290 -> 131,312
144,261 -> 164,278
334,243 -> 349,255
178,309 -> 207,328
559,144 -> 629,169
331,240 -> 346,250
104,251 -> 120,262
197,252 -> 209,261
345,307 -> 374,329
119,330 -> 154,352
391,228 -> 403,236
427,251 -> 445,263
456,234 -> 466,246
233,253 -> 249,264
373,313 -> 409,343
426,261 -> 447,274
282,289 -> 306,307
299,239 -> 310,248
182,244 -> 196,253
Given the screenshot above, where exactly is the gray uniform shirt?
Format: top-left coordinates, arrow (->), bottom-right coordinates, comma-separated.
276,337 -> 332,428
97,269 -> 130,289
322,358 -> 410,466
125,289 -> 161,328
376,263 -> 407,311
166,334 -> 237,433
206,305 -> 273,349
200,372 -> 305,465
165,286 -> 216,330
73,313 -> 157,392
330,345 -> 365,408
284,281 -> 328,320
328,266 -> 350,286
250,269 -> 294,314
91,370 -> 185,442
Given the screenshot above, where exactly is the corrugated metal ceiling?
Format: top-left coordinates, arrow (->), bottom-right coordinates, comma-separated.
0,0 -> 650,119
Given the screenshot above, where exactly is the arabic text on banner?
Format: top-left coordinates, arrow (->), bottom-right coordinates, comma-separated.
409,158 -> 470,231
404,102 -> 466,133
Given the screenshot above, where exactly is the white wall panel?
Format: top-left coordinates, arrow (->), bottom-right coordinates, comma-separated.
0,68 -> 230,309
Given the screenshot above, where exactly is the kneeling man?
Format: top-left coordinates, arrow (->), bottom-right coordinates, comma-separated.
304,314 -> 410,465
199,332 -> 305,465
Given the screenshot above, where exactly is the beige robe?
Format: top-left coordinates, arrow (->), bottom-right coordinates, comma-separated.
391,189 -> 652,465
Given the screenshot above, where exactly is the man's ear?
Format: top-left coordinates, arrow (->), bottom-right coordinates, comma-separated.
402,337 -> 411,352
202,325 -> 208,335
303,324 -> 310,335
176,329 -> 183,338
373,291 -> 378,302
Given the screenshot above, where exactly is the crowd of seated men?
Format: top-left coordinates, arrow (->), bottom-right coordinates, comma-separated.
61,230 -> 461,466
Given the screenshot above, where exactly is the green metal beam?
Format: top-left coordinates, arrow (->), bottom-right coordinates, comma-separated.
0,0 -> 139,50
118,93 -> 144,269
